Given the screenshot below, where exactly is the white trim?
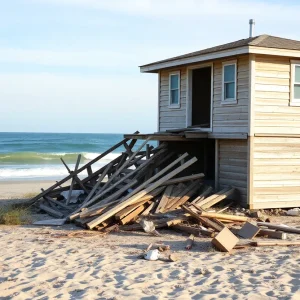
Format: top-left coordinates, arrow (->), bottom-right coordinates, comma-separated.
221,60 -> 237,105
290,60 -> 300,106
157,71 -> 161,132
248,54 -> 256,136
186,62 -> 213,131
140,46 -> 249,72
168,71 -> 181,108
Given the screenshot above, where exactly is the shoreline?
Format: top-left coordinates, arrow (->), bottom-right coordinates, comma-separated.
0,179 -> 60,200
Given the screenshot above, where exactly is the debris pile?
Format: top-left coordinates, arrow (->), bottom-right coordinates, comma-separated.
29,135 -> 300,252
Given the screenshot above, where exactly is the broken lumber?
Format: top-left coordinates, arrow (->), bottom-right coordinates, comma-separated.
252,241 -> 300,247
257,229 -> 287,240
171,224 -> 215,237
87,155 -> 197,229
199,211 -> 248,222
163,173 -> 204,185
257,222 -> 300,234
40,203 -> 65,218
155,185 -> 174,213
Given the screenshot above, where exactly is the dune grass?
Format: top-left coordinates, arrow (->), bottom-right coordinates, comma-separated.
0,205 -> 32,225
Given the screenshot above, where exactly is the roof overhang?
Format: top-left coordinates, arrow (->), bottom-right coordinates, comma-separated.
140,46 -> 300,73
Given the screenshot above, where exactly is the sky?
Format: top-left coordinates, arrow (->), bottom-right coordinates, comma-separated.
1,0 -> 300,134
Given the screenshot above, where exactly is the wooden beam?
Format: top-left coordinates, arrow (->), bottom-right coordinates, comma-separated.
163,173 -> 205,185
257,222 -> 300,234
66,154 -> 81,205
87,156 -> 198,229
40,203 -> 65,218
28,133 -> 138,204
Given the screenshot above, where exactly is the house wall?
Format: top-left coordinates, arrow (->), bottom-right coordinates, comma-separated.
158,55 -> 250,133
218,139 -> 248,206
251,136 -> 300,209
212,56 -> 249,133
253,54 -> 300,134
159,68 -> 187,131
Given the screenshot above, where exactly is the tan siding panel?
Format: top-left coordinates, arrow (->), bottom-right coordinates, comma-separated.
252,136 -> 300,209
218,140 -> 248,206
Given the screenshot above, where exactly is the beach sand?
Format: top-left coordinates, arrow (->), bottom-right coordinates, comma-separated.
1,183 -> 300,299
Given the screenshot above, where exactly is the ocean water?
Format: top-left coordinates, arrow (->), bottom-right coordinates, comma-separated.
0,132 -> 153,181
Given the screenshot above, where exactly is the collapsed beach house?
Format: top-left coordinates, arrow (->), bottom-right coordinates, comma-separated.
124,23 -> 300,210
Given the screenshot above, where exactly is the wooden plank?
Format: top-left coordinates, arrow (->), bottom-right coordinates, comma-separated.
199,187 -> 235,209
253,241 -> 300,247
82,147 -> 168,208
199,211 -> 248,222
82,163 -> 113,205
257,222 -> 300,234
155,185 -> 174,213
40,203 -> 65,218
192,186 -> 213,204
141,202 -> 155,216
87,156 -> 198,229
43,195 -> 72,211
171,224 -> 215,237
33,219 -> 66,226
163,173 -> 205,185
119,205 -> 146,225
66,154 -> 81,205
257,229 -> 287,240
28,134 -> 138,205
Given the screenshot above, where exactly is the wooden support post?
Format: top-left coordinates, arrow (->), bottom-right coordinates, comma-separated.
66,154 -> 81,205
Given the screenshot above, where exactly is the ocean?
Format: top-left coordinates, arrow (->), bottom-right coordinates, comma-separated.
0,132 -> 153,181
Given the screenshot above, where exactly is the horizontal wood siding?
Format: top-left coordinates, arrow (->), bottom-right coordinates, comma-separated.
252,136 -> 300,208
159,68 -> 187,131
253,55 -> 300,134
218,139 -> 248,206
213,56 -> 249,133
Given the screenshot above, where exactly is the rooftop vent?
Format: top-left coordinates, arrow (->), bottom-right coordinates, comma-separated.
249,19 -> 255,37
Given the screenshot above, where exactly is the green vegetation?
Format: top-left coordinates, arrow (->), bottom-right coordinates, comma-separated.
0,205 -> 32,225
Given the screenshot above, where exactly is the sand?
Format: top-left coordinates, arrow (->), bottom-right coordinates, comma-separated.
1,183 -> 300,299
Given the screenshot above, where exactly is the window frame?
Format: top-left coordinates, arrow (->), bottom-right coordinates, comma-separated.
221,60 -> 237,105
169,71 -> 181,108
290,60 -> 300,106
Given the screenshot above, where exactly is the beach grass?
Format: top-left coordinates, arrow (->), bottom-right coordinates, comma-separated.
0,205 -> 32,225
22,192 -> 39,199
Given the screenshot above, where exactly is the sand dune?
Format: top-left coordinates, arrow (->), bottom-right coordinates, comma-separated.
1,221 -> 300,299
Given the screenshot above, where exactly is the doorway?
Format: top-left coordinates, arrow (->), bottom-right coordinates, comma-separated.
191,66 -> 212,128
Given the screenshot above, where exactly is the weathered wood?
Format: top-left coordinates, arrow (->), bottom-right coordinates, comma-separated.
163,173 -> 205,185
257,222 -> 300,234
83,147 -> 168,208
199,187 -> 236,210
168,180 -> 201,210
87,156 -> 198,229
171,224 -> 215,237
252,241 -> 300,247
119,205 -> 146,225
192,186 -> 213,204
141,202 -> 156,216
155,185 -> 174,213
199,211 -> 248,222
28,134 -> 138,205
97,138 -> 151,194
33,219 -> 66,226
182,205 -> 225,232
40,203 -> 65,218
257,229 -> 287,240
82,163 -> 113,205
43,195 -> 72,211
66,154 -> 82,205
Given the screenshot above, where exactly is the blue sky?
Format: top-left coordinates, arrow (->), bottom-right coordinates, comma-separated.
1,0 -> 300,133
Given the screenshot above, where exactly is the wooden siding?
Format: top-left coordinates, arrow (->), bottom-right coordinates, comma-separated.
159,68 -> 187,131
253,54 -> 300,134
252,136 -> 300,209
212,56 -> 249,133
218,139 -> 248,206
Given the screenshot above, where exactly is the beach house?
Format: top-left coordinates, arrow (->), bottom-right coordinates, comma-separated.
125,21 -> 300,209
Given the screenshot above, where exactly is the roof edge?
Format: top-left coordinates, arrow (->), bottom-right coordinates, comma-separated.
140,46 -> 250,73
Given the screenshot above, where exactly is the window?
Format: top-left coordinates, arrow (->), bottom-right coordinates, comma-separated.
169,72 -> 180,107
222,61 -> 237,104
291,61 -> 300,106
